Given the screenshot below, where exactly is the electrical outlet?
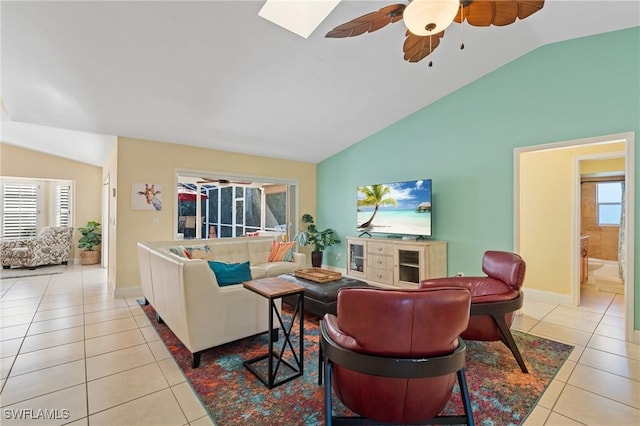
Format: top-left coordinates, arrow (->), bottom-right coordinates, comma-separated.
336,253 -> 342,261
455,272 -> 464,277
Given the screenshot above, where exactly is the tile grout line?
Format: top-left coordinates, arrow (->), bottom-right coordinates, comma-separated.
0,275 -> 52,396
82,268 -> 91,426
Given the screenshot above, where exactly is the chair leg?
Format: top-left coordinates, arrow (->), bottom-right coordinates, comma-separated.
457,368 -> 475,426
492,313 -> 529,373
324,361 -> 333,426
270,327 -> 280,342
318,342 -> 324,386
191,351 -> 202,368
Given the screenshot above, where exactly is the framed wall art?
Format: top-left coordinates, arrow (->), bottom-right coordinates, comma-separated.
131,183 -> 162,211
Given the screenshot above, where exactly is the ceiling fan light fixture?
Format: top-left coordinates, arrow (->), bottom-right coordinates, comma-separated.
403,0 -> 459,36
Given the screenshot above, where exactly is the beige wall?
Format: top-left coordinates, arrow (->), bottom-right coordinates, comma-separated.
520,142 -> 625,296
0,143 -> 103,260
581,158 -> 625,175
113,137 -> 317,291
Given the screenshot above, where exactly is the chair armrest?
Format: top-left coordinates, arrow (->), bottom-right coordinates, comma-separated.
320,320 -> 467,378
1,238 -> 34,253
323,314 -> 359,351
420,277 -> 512,298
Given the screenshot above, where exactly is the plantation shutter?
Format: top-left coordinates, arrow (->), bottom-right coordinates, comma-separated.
2,183 -> 39,239
55,184 -> 71,227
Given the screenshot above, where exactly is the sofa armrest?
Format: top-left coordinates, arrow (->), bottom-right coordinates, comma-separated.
292,252 -> 306,269
1,238 -> 32,250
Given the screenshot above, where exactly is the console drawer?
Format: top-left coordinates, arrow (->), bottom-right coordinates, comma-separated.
368,242 -> 392,256
366,267 -> 393,285
367,253 -> 392,270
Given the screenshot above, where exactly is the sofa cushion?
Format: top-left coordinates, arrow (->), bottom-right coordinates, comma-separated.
211,241 -> 250,263
268,241 -> 295,262
247,239 -> 272,265
208,261 -> 252,286
250,266 -> 268,279
255,261 -> 299,276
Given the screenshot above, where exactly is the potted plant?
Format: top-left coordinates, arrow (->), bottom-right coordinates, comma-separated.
293,214 -> 340,268
78,221 -> 102,265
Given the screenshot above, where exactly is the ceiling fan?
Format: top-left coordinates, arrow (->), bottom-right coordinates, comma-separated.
325,0 -> 545,65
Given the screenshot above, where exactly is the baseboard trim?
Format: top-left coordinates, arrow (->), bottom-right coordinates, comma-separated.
114,285 -> 143,299
522,288 -> 573,307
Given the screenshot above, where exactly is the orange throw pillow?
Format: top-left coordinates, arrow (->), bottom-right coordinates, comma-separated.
268,240 -> 295,262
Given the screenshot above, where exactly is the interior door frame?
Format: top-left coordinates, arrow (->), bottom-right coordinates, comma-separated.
514,131 -> 636,343
101,174 -> 110,268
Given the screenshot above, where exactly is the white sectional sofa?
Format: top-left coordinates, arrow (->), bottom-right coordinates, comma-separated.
137,236 -> 306,368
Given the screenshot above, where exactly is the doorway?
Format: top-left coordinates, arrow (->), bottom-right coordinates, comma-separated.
514,132 -> 635,342
576,154 -> 625,300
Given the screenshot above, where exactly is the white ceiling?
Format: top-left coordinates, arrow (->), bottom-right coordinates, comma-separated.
1,1 -> 638,167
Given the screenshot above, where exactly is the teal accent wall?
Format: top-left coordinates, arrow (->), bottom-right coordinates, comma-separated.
317,28 -> 639,327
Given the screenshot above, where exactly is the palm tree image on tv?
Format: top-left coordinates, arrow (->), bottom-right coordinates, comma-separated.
357,180 -> 432,236
357,184 -> 398,229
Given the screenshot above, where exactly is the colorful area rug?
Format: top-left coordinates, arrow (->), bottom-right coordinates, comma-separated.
142,304 -> 573,425
0,264 -> 66,280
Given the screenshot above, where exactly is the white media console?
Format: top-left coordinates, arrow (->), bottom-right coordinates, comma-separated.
346,236 -> 447,288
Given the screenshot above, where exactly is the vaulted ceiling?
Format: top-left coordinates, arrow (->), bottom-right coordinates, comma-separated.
2,1 -> 638,166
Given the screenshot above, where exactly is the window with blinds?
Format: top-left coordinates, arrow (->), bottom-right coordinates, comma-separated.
2,183 -> 39,239
55,184 -> 71,227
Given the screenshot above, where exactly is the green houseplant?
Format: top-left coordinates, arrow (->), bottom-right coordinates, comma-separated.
293,214 -> 340,268
78,221 -> 102,265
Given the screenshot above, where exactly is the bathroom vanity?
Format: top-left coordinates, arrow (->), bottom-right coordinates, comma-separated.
580,235 -> 589,284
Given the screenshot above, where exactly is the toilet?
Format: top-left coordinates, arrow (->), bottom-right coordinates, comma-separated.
590,259 -> 625,294
587,258 -> 604,284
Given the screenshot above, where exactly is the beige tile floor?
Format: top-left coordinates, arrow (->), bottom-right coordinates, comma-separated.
0,264 -> 639,425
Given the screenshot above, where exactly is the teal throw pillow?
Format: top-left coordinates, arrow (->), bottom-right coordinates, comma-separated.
208,261 -> 252,286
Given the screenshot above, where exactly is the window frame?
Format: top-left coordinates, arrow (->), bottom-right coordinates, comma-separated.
176,171 -> 298,240
1,177 -> 74,240
1,180 -> 40,239
54,182 -> 72,227
596,180 -> 623,227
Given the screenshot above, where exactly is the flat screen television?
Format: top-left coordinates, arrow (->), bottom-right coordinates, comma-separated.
357,179 -> 432,237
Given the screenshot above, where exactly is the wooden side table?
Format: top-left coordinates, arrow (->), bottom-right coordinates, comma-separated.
242,277 -> 305,388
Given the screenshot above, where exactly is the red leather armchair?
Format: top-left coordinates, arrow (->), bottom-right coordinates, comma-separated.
319,287 -> 474,425
420,250 -> 528,373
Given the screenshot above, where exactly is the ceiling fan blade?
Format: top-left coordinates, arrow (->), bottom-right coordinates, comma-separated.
403,30 -> 445,63
325,3 -> 407,38
517,0 -> 546,19
454,0 -> 545,27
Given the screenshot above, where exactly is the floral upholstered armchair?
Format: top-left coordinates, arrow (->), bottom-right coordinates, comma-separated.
1,226 -> 74,269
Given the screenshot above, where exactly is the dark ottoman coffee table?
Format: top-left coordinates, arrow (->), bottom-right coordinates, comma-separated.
278,273 -> 370,318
